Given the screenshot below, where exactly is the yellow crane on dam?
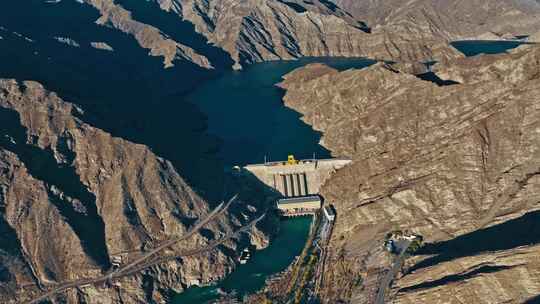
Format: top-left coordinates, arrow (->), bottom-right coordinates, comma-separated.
287,154 -> 299,165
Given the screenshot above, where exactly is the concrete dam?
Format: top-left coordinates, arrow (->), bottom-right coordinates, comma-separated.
242,156 -> 351,198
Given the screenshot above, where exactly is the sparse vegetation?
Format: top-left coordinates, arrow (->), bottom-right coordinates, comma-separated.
354,275 -> 363,287
293,254 -> 318,304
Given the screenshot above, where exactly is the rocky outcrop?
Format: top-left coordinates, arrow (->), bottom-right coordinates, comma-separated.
44,0 -> 461,73
0,79 -> 252,303
395,241 -> 540,304
29,0 -> 540,72
279,45 -> 540,303
90,42 -> 114,51
434,46 -> 540,84
82,0 -> 212,68
81,0 -> 540,70
0,149 -> 98,299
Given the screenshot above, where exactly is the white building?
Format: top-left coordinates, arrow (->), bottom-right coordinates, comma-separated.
323,205 -> 336,221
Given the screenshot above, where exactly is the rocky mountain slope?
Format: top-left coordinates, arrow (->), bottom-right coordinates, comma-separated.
82,0 -> 212,69
6,0 -> 537,71
332,0 -> 540,40
78,0 -> 540,70
4,0 -> 531,75
0,79 -> 256,304
2,1 -> 540,304
530,31 -> 540,43
279,45 -> 540,303
154,0 -> 463,68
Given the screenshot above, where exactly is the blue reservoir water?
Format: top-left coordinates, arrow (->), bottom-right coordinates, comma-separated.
187,57 -> 375,166
451,40 -> 528,57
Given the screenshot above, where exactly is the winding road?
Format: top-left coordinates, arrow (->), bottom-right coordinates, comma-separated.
25,194 -> 249,304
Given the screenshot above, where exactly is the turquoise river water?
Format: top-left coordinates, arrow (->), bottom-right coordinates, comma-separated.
172,217 -> 312,303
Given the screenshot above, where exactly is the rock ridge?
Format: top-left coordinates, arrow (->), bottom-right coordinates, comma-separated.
0,79 -> 253,304
279,45 -> 540,303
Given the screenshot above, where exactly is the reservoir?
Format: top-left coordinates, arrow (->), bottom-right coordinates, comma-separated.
0,2 -> 372,298
174,58 -> 374,302
187,57 -> 376,166
451,40 -> 528,57
0,3 -> 373,300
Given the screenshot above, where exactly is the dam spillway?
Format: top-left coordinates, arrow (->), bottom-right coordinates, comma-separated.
242,158 -> 351,197
279,173 -> 309,197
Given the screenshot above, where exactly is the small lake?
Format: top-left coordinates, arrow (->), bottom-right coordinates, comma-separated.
187,57 -> 375,166
172,216 -> 312,303
451,40 -> 528,57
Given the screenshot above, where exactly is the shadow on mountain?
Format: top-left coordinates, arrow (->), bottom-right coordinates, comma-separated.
0,218 -> 29,296
277,0 -> 308,13
115,0 -> 234,70
416,72 -> 460,86
0,212 -> 21,259
318,0 -> 339,12
408,210 -> 540,273
317,0 -> 371,33
228,169 -> 283,239
400,265 -> 514,293
0,0 -> 228,204
0,106 -> 110,269
0,190 -> 34,294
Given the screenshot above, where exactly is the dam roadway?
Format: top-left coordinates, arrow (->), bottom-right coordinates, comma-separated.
25,195 -> 265,304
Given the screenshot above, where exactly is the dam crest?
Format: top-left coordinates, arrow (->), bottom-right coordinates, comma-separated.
242,156 -> 351,197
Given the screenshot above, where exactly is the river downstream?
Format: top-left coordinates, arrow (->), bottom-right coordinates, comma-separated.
173,217 -> 312,303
